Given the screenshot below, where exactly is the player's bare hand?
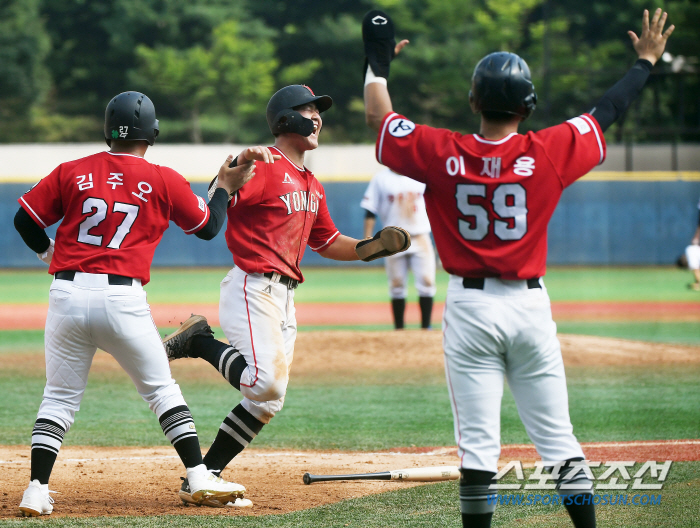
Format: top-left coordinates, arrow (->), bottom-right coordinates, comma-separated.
239,146 -> 281,165
394,39 -> 409,57
217,155 -> 256,195
628,8 -> 674,66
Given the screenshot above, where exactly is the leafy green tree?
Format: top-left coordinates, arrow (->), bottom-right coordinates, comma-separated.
0,0 -> 51,141
37,0 -> 249,134
132,19 -> 277,142
133,45 -> 216,143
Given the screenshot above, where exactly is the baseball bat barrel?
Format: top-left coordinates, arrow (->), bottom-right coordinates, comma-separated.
303,466 -> 460,485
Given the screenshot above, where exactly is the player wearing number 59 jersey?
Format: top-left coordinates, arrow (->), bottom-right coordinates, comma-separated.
363,7 -> 674,528
377,112 -> 604,280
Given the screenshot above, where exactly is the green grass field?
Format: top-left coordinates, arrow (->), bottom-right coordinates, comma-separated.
1,265 -> 699,304
1,267 -> 699,527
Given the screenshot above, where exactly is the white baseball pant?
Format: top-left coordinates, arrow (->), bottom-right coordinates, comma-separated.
442,275 -> 585,473
38,272 -> 188,432
385,233 -> 437,299
685,244 -> 700,270
219,266 -> 297,423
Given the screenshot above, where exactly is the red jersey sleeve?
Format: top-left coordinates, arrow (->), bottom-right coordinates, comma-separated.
376,112 -> 454,183
535,113 -> 606,188
18,167 -> 64,228
230,160 -> 266,208
161,167 -> 210,234
308,183 -> 340,252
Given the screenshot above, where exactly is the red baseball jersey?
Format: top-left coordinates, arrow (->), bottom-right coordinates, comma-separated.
225,147 -> 339,282
19,151 -> 210,285
376,112 -> 606,279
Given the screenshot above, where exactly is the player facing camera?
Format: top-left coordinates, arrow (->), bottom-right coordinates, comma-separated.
266,84 -> 332,137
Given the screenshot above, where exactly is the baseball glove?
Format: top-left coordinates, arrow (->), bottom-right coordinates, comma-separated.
355,226 -> 411,262
362,10 -> 396,79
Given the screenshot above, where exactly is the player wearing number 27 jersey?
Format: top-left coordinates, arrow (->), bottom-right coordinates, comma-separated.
14,91 -> 257,516
20,151 -> 208,284
377,113 -> 605,279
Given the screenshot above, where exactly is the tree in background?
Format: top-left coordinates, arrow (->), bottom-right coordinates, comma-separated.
0,0 -> 697,143
0,0 -> 50,141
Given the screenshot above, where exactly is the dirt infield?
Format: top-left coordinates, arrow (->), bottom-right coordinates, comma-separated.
2,330 -> 699,518
2,441 -> 698,519
2,300 -> 700,330
0,330 -> 700,519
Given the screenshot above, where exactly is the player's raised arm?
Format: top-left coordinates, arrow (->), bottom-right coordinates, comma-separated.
362,10 -> 409,132
589,8 -> 674,132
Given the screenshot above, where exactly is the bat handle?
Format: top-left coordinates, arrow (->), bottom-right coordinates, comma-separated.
303,472 -> 391,484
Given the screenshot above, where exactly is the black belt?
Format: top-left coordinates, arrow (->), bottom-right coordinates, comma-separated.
55,270 -> 134,286
462,277 -> 541,290
263,272 -> 299,289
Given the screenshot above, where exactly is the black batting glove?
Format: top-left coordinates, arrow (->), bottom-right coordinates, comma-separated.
362,10 -> 396,79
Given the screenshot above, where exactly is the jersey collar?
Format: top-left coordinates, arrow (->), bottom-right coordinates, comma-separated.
271,146 -> 307,172
472,132 -> 518,145
106,151 -> 146,159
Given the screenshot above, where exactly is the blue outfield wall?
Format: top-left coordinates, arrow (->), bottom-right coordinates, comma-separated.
2,180 -> 699,269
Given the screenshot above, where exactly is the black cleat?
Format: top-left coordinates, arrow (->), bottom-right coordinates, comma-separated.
162,314 -> 213,362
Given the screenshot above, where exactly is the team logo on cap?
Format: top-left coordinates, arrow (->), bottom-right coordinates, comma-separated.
388,118 -> 415,138
372,15 -> 388,25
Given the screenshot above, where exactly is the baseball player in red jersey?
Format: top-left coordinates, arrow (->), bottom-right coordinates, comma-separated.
362,8 -> 673,528
163,84 -> 411,507
12,91 -> 276,515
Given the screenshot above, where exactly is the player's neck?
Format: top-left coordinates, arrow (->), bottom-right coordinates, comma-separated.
478,117 -> 521,141
109,141 -> 148,158
273,137 -> 312,169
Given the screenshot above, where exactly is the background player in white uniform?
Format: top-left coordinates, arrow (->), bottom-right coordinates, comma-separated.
362,8 -> 673,528
361,167 -> 436,329
12,91 -> 270,516
163,85 -> 410,507
683,198 -> 700,290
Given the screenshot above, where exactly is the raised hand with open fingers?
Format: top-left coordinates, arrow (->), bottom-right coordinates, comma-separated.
628,8 -> 675,66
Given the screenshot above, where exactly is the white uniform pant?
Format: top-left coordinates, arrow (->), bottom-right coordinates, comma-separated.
443,276 -> 584,473
685,244 -> 700,270
39,273 -> 187,432
219,267 -> 297,423
385,233 -> 437,299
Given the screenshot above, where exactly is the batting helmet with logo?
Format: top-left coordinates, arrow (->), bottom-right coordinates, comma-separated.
104,91 -> 159,147
469,52 -> 537,120
266,85 -> 333,137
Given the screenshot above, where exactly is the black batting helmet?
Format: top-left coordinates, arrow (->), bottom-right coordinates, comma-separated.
469,52 -> 537,120
104,91 -> 159,147
266,85 -> 333,137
